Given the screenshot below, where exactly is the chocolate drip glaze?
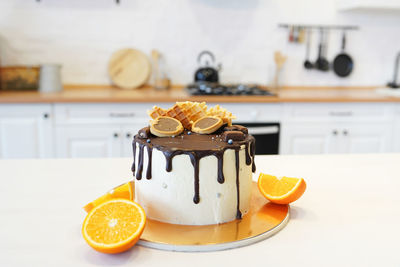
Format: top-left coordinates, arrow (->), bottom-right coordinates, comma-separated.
136,144 -> 145,180
146,146 -> 152,179
131,140 -> 136,174
245,142 -> 251,165
132,130 -> 256,207
217,151 -> 224,184
189,153 -> 200,204
250,141 -> 256,172
235,149 -> 242,219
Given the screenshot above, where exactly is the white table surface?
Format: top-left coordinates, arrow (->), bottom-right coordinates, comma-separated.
1,154 -> 400,267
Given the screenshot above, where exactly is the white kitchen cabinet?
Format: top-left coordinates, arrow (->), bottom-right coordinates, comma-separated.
281,103 -> 394,154
121,125 -> 142,157
281,122 -> 392,154
343,123 -> 392,153
54,104 -> 148,158
0,104 -> 53,159
280,124 -> 338,154
394,107 -> 400,152
336,0 -> 400,11
55,124 -> 143,158
55,125 -> 121,158
395,123 -> 400,152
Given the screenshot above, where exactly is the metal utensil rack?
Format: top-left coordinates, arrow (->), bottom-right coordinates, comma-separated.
277,24 -> 359,77
278,24 -> 359,31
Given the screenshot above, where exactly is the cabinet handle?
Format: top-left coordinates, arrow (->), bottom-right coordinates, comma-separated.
43,113 -> 49,119
109,112 -> 135,118
332,130 -> 338,136
114,133 -> 119,138
329,111 -> 353,117
126,133 -> 132,138
343,130 -> 348,136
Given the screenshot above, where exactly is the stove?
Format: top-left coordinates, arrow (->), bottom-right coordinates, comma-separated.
186,82 -> 275,96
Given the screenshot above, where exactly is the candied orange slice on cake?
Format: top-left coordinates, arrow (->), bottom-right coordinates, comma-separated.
82,199 -> 146,254
150,116 -> 184,137
192,116 -> 223,134
258,173 -> 306,204
83,181 -> 134,213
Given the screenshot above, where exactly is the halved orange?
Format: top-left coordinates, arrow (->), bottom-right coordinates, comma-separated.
258,173 -> 306,204
83,181 -> 134,213
82,199 -> 146,254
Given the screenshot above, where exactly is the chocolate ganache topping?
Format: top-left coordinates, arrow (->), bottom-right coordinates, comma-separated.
131,126 -> 256,220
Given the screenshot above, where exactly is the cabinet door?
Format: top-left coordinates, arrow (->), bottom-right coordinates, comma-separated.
395,122 -> 400,152
121,124 -> 144,157
280,123 -> 339,154
55,125 -> 121,158
0,104 -> 53,159
342,123 -> 393,153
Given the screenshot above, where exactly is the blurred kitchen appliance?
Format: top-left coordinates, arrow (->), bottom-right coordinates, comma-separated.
0,66 -> 39,91
186,82 -> 274,96
194,51 -> 221,83
237,122 -> 280,155
387,51 -> 400,89
39,64 -> 63,93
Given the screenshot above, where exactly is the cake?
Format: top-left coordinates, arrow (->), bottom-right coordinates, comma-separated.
131,102 -> 256,225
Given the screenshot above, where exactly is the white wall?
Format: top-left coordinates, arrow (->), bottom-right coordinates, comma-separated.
0,0 -> 399,86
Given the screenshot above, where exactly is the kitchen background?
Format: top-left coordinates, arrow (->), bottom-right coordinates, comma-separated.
0,0 -> 400,159
1,0 -> 400,86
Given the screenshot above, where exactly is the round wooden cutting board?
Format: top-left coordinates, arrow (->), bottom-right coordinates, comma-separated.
108,48 -> 151,89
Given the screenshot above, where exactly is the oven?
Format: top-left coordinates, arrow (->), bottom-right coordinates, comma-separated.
237,122 -> 280,155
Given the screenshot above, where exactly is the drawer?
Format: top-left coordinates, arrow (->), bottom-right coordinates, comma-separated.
221,103 -> 283,122
394,105 -> 400,116
54,103 -> 283,125
284,103 -> 392,122
54,103 -> 161,124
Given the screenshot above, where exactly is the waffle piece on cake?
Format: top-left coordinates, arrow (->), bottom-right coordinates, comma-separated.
165,104 -> 192,130
207,105 -> 236,126
147,106 -> 167,120
177,101 -> 208,124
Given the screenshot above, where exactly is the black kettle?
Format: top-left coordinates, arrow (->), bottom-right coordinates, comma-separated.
194,51 -> 221,83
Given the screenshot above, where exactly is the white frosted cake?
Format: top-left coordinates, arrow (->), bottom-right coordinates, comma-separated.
131,102 -> 256,225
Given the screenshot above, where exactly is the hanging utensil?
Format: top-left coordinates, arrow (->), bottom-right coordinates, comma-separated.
333,31 -> 353,77
293,26 -> 299,43
304,29 -> 313,69
298,27 -> 306,43
288,26 -> 294,43
315,29 -> 329,72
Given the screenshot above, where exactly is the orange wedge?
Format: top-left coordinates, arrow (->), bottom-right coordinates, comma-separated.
82,199 -> 146,254
83,181 -> 134,213
258,173 -> 306,204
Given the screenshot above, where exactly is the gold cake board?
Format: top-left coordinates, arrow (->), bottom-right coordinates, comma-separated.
138,182 -> 290,252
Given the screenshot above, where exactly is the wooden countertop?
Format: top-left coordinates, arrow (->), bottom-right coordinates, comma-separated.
0,85 -> 398,103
